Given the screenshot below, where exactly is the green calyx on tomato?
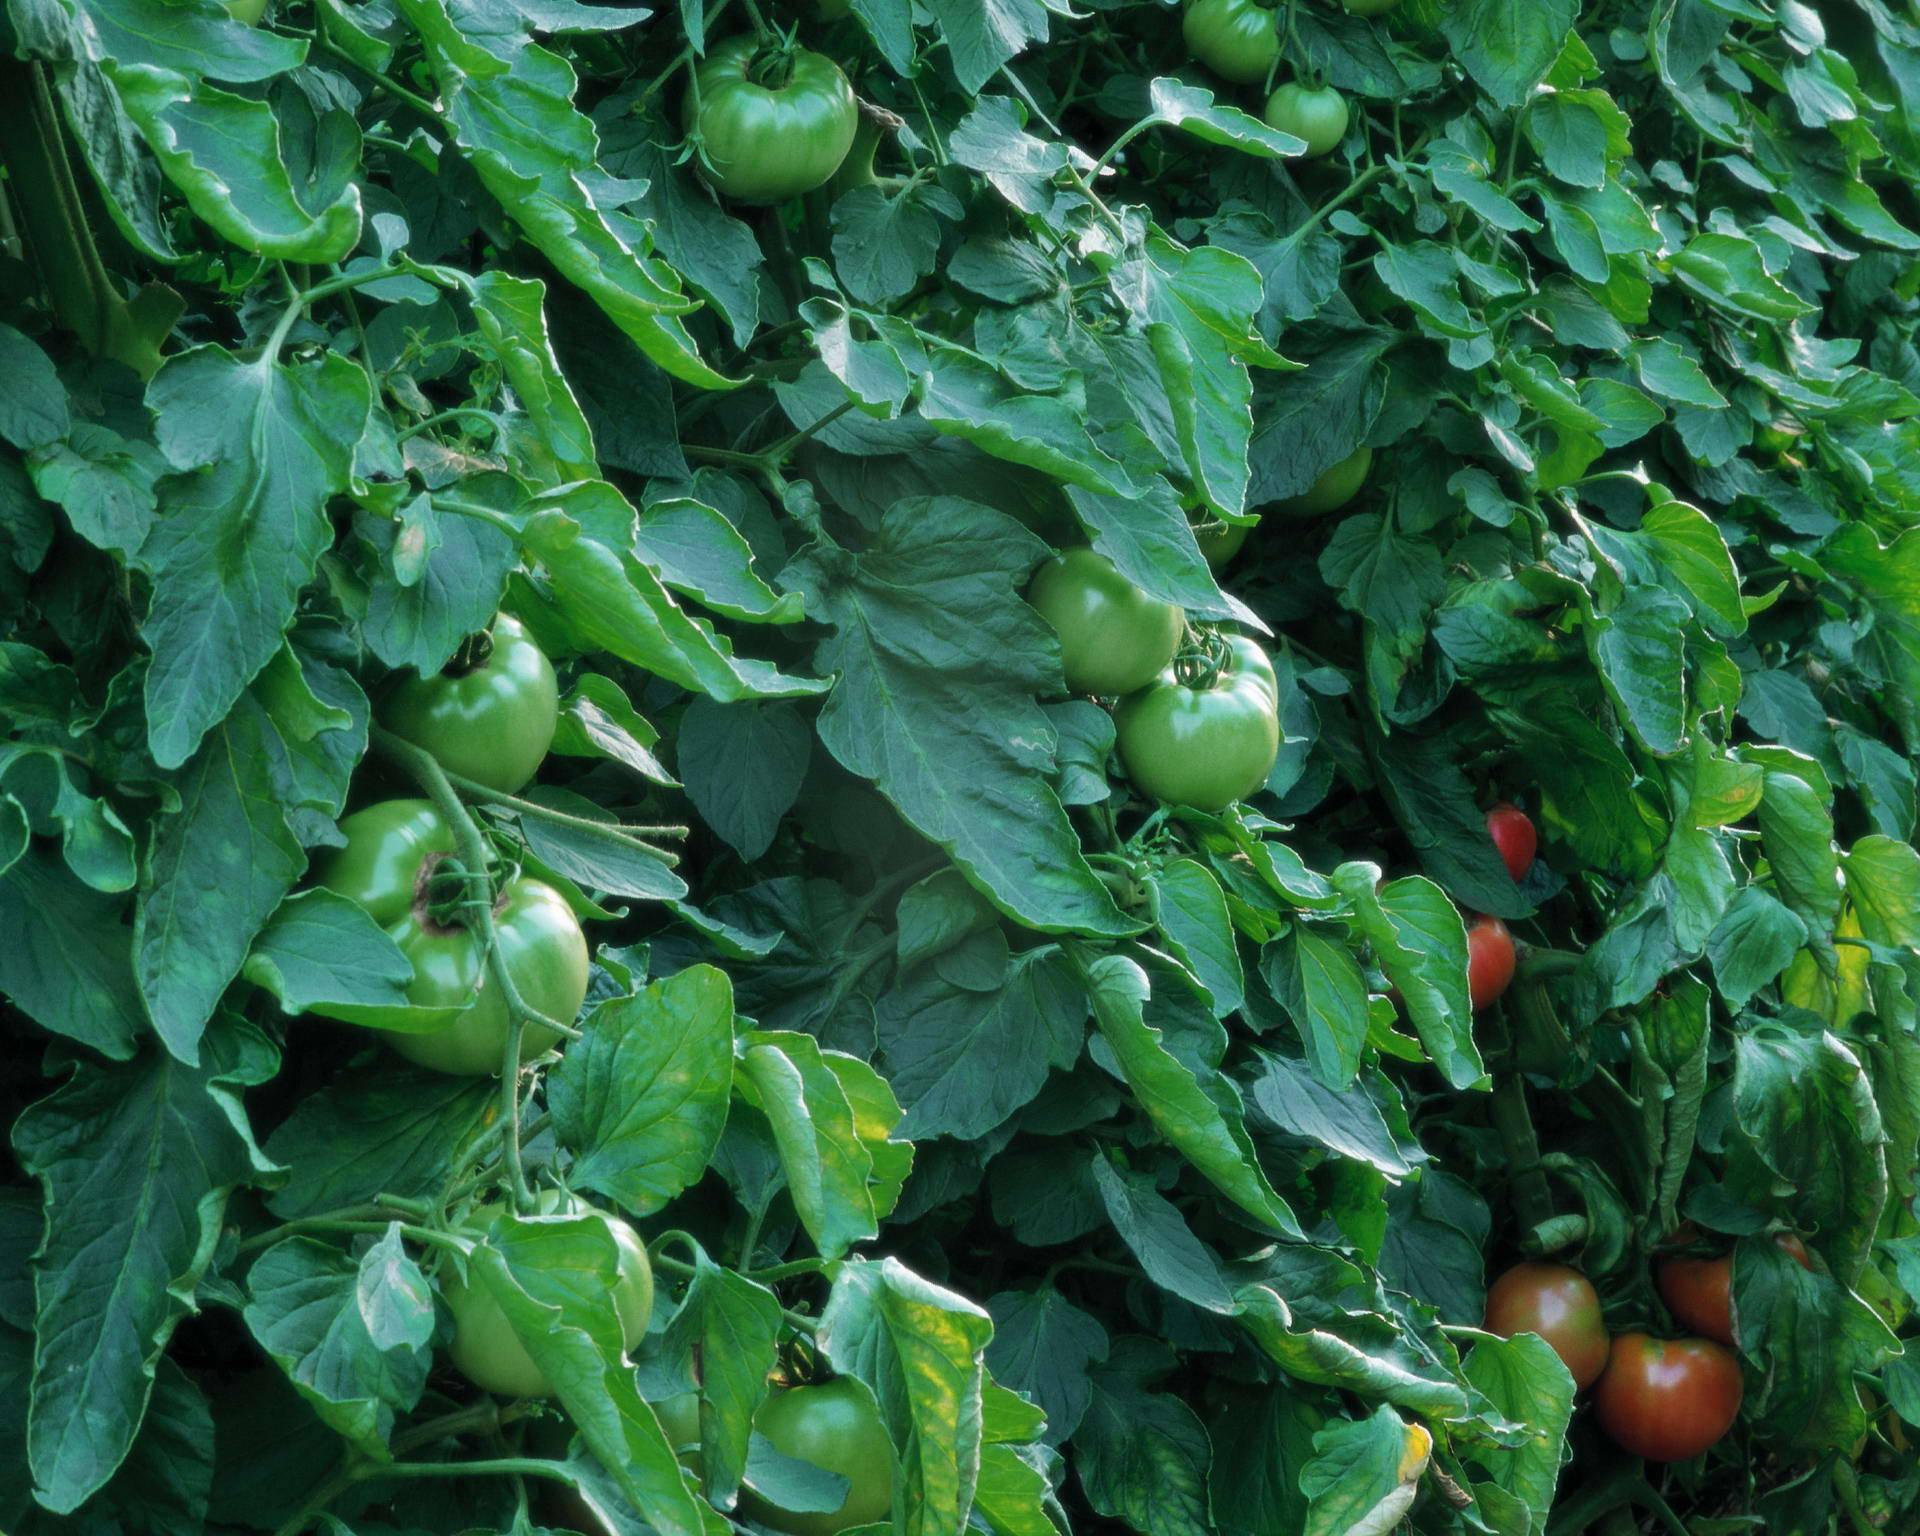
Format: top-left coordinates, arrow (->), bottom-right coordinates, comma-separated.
1592,1333 -> 1743,1462
1182,0 -> 1280,84
315,799 -> 589,1074
687,37 -> 859,204
445,1192 -> 655,1400
738,1379 -> 896,1536
379,613 -> 558,795
1467,914 -> 1515,1010
1115,632 -> 1280,813
1274,444 -> 1371,516
1483,1263 -> 1609,1390
1027,547 -> 1187,697
1485,801 -> 1536,882
1656,1231 -> 1812,1348
1263,83 -> 1351,158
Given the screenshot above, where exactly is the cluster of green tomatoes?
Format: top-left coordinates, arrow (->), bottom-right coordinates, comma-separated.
1183,0 -> 1395,156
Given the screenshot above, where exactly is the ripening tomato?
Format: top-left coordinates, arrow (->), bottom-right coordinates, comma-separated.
1468,914 -> 1515,1010
444,1194 -> 655,1399
1182,0 -> 1281,84
738,1379 -> 896,1536
686,37 -> 859,203
1263,83 -> 1350,158
379,613 -> 559,795
1657,1232 -> 1813,1348
1027,548 -> 1187,697
1592,1334 -> 1743,1462
1485,802 -> 1536,882
1274,445 -> 1371,516
1483,1263 -> 1609,1389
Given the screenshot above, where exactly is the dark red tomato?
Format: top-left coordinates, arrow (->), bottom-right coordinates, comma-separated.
1483,1263 -> 1609,1390
1657,1232 -> 1813,1347
1485,802 -> 1536,882
1467,914 -> 1515,1010
1593,1333 -> 1743,1462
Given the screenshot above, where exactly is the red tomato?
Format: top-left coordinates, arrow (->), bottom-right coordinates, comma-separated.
1593,1333 -> 1743,1462
1485,802 -> 1536,882
1657,1232 -> 1812,1347
1468,915 -> 1514,1010
1483,1263 -> 1609,1390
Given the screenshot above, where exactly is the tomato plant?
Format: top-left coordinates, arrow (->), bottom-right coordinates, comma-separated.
1181,0 -> 1280,85
738,1380 -> 896,1536
378,614 -> 560,795
1113,633 -> 1280,811
1467,915 -> 1515,1011
1262,84 -> 1350,158
1343,0 -> 1398,12
686,37 -> 859,204
1026,547 -> 1187,696
1592,1334 -> 1745,1463
1658,1233 -> 1814,1348
1485,802 -> 1536,882
1483,1263 -> 1609,1389
1274,445 -> 1371,515
1195,516 -> 1252,567
443,1195 -> 655,1399
316,799 -> 590,1074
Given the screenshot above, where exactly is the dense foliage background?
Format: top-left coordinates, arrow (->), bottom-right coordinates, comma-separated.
3,0 -> 1920,1532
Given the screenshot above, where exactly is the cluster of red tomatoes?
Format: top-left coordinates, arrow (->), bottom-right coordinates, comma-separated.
1483,1232 -> 1812,1461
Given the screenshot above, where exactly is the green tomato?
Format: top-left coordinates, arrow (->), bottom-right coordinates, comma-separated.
1026,548 -> 1186,697
1114,636 -> 1280,812
1264,83 -> 1351,158
1275,444 -> 1372,516
738,1380 -> 895,1536
1182,0 -> 1280,84
1343,0 -> 1398,13
315,799 -> 589,1075
223,0 -> 267,22
1195,518 -> 1254,567
445,1194 -> 655,1399
379,613 -> 558,795
688,37 -> 859,204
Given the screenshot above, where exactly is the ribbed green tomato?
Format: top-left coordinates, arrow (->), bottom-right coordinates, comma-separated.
379,613 -> 559,794
738,1380 -> 896,1536
314,799 -> 588,1075
687,37 -> 858,204
444,1194 -> 654,1399
1264,83 -> 1351,157
1114,635 -> 1280,812
1275,444 -> 1372,516
1183,0 -> 1280,84
1343,0 -> 1398,14
1027,548 -> 1186,697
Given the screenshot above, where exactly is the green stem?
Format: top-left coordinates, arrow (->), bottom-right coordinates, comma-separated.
758,398 -> 858,464
1491,1071 -> 1556,1233
397,407 -> 504,444
446,772 -> 687,867
651,1248 -> 818,1332
237,1218 -> 464,1257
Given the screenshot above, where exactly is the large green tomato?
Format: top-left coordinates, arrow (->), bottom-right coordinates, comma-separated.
687,37 -> 858,204
445,1194 -> 654,1399
1183,0 -> 1281,84
1027,548 -> 1186,697
1263,83 -> 1351,158
1114,635 -> 1280,812
1275,444 -> 1372,516
379,613 -> 558,795
738,1380 -> 895,1536
315,799 -> 588,1075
